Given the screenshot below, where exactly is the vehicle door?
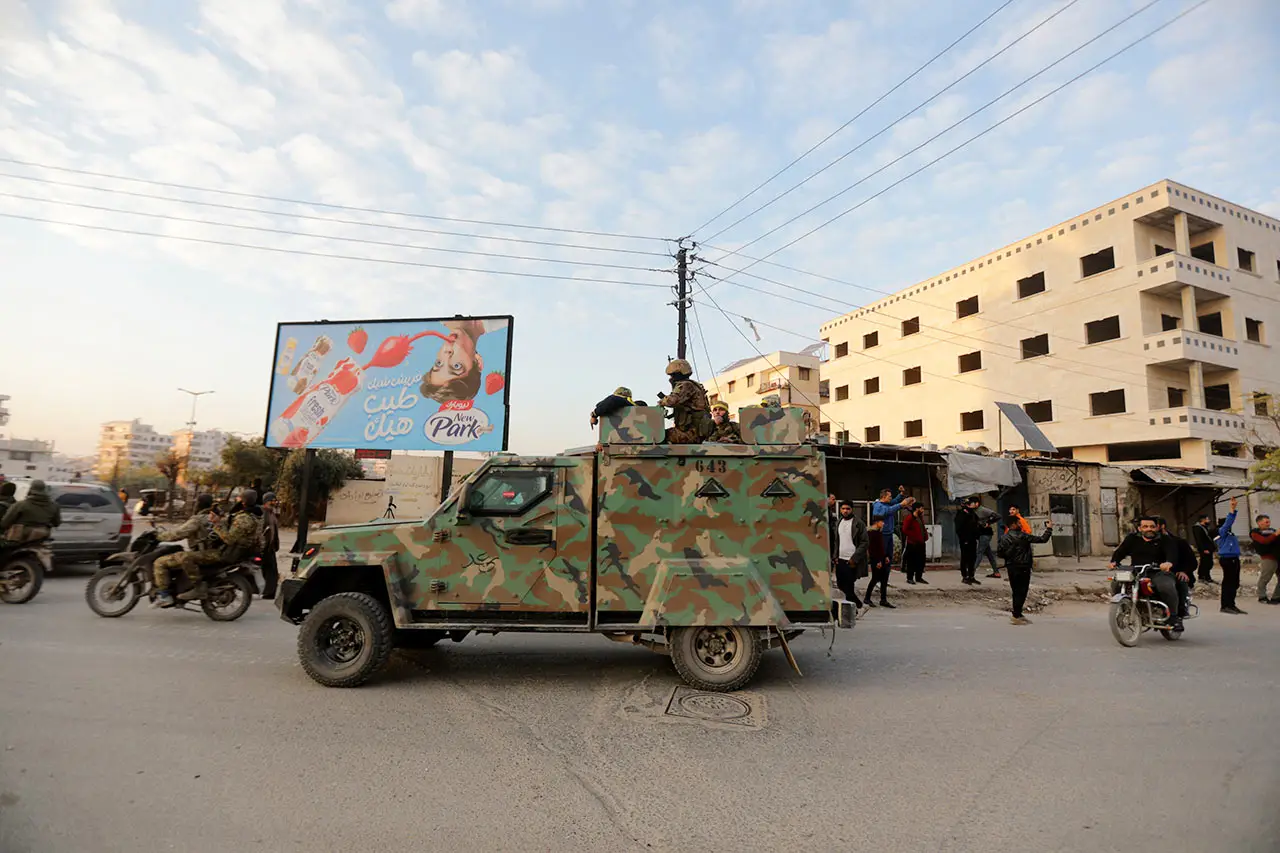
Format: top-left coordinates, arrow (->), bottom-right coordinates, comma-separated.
50,486 -> 123,548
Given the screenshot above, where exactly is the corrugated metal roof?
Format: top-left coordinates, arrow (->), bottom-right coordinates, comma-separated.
1132,467 -> 1246,488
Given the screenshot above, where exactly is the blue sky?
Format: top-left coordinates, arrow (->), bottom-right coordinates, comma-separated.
2,0 -> 1277,457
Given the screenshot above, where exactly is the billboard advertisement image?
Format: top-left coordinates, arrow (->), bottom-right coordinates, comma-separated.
263,316 -> 512,452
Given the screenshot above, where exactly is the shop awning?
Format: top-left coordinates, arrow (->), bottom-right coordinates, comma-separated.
1130,467 -> 1246,489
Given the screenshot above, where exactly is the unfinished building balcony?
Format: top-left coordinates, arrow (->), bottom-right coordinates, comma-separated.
1142,328 -> 1239,370
1135,253 -> 1233,300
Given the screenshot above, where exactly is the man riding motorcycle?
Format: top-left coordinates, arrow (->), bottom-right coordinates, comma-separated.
151,494 -> 219,608
1,479 -> 62,545
1110,515 -> 1183,631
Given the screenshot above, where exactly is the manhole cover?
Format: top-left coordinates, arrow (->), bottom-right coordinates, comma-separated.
663,686 -> 765,729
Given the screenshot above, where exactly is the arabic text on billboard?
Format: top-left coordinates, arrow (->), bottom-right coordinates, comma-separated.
263,316 -> 512,452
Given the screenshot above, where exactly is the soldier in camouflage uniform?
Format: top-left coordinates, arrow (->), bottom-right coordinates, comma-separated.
708,401 -> 744,444
759,393 -> 781,409
152,494 -> 219,608
657,359 -> 711,444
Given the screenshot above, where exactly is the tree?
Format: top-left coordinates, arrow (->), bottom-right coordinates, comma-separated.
154,451 -> 184,518
221,437 -> 285,490
1247,393 -> 1280,492
277,449 -> 364,525
116,465 -> 166,496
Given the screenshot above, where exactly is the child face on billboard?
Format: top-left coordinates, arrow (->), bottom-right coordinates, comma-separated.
420,322 -> 484,402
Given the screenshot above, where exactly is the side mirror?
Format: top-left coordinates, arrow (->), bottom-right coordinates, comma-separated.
453,483 -> 473,526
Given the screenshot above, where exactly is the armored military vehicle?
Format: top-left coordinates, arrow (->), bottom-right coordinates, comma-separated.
278,406 -> 852,692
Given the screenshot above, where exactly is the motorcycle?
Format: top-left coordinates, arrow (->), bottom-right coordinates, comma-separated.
85,530 -> 258,621
0,539 -> 51,604
1108,563 -> 1199,646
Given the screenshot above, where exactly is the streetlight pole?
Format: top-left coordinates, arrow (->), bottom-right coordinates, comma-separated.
177,388 -> 214,489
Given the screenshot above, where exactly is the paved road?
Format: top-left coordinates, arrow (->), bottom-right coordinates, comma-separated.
2,567 -> 1278,853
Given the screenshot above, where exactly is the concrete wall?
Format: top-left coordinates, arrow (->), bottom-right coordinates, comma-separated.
326,454 -> 483,526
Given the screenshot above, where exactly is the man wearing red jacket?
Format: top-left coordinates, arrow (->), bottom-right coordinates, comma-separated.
863,517 -> 895,609
902,504 -> 930,585
1252,514 -> 1280,605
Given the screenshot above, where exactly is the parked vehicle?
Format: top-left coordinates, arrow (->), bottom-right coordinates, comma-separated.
85,530 -> 258,621
9,480 -> 131,566
1108,563 -> 1199,646
0,539 -> 51,604
279,407 -> 854,692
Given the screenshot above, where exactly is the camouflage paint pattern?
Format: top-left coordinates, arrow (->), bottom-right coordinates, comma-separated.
599,407 -> 664,445
739,406 -> 806,445
292,412 -> 831,631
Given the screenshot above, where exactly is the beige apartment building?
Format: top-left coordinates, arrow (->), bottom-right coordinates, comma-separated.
96,419 -> 174,479
171,428 -> 230,482
708,347 -> 824,436
818,179 -> 1280,482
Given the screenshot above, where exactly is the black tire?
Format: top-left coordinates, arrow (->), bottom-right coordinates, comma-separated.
1160,628 -> 1182,641
298,593 -> 393,688
201,574 -> 254,622
85,566 -> 142,617
0,556 -> 44,604
669,625 -> 763,692
1109,600 -> 1141,648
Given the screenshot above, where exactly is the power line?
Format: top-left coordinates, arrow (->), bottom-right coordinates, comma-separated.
690,0 -> 1017,236
0,171 -> 673,258
0,156 -> 671,242
706,0 -> 1200,283
687,282 -> 721,395
0,211 -> 671,289
699,0 -> 1082,244
0,191 -> 669,274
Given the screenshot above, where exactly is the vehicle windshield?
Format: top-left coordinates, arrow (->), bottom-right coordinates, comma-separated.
422,461 -> 490,523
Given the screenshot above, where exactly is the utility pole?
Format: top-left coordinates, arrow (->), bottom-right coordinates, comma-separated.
675,242 -> 689,361
177,388 -> 214,490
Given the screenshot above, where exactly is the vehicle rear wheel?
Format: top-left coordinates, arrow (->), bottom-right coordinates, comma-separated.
669,625 -> 763,692
0,556 -> 43,604
1160,628 -> 1182,641
85,566 -> 142,617
1109,600 -> 1141,648
298,593 -> 393,688
201,574 -> 254,622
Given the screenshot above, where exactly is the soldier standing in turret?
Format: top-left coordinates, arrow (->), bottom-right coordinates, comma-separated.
658,359 -> 710,444
708,401 -> 743,444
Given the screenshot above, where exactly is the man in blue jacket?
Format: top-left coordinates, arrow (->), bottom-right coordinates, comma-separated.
872,486 -> 915,569
1217,497 -> 1244,615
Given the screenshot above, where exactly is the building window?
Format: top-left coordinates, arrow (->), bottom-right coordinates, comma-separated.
1198,312 -> 1224,337
901,317 -> 920,337
1204,384 -> 1232,411
1107,440 -> 1183,462
1017,271 -> 1046,299
1253,393 -> 1270,417
958,351 -> 982,373
835,385 -> 850,402
1246,318 -> 1264,343
1085,315 -> 1121,344
1161,314 -> 1180,332
835,430 -> 849,444
956,296 -> 979,318
1090,389 -> 1126,416
865,425 -> 881,443
8,450 -> 32,462
1237,247 -> 1256,272
903,419 -> 924,438
863,377 -> 880,395
819,422 -> 831,434
1080,247 -> 1116,277
727,381 -> 736,393
1167,387 -> 1186,408
1020,333 -> 1049,359
1024,400 -> 1053,423
960,410 -> 984,431
1212,441 -> 1243,458
834,342 -> 849,359
1191,242 -> 1215,264
746,373 -> 755,386
798,367 -> 812,381
1154,244 -> 1173,256
903,366 -> 922,386
863,331 -> 879,349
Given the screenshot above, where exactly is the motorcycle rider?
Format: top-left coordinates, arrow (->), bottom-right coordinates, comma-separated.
0,481 -> 15,521
1109,516 -> 1181,631
1,480 -> 62,544
151,494 -> 219,608
1157,517 -> 1197,619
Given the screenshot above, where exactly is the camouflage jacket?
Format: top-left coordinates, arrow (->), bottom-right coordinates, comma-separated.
157,513 -> 216,551
214,508 -> 264,561
708,420 -> 744,444
662,380 -> 711,440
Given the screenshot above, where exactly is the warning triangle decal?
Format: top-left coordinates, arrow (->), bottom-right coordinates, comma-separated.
761,478 -> 795,498
696,478 -> 731,499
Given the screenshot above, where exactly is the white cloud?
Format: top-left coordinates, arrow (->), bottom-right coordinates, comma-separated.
384,0 -> 475,36
411,48 -> 545,114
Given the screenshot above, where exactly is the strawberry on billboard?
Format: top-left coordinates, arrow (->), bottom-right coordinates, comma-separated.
263,316 -> 512,452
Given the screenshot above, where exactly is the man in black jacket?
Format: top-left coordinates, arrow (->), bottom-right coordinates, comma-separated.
1191,513 -> 1216,584
955,496 -> 981,585
995,506 -> 1053,625
590,387 -> 634,427
1110,516 -> 1181,630
1159,517 -> 1197,619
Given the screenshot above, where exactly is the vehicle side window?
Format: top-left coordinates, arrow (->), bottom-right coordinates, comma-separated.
466,469 -> 553,516
53,488 -> 117,513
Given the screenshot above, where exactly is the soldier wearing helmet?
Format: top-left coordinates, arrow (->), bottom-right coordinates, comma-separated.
590,386 -> 634,428
759,393 -> 782,409
657,359 -> 711,444
708,400 -> 744,444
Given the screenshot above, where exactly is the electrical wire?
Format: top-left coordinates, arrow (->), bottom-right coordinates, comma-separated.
0,211 -> 671,289
688,282 -> 722,395
706,0 -> 1205,281
0,156 -> 671,242
699,0 -> 1083,244
0,191 -> 669,274
690,0 -> 1018,236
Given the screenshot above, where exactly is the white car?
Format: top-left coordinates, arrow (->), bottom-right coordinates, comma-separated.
8,480 -> 133,565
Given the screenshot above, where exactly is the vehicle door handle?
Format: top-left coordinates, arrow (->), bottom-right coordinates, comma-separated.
504,528 -> 553,546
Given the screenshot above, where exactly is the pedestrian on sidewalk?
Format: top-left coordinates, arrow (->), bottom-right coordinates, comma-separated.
1217,498 -> 1245,615
1192,513 -> 1216,584
902,504 -> 929,584
259,492 -> 281,600
862,518 -> 895,609
826,494 -> 839,565
833,501 -> 867,610
955,495 -> 981,585
977,504 -> 1001,579
1250,513 -> 1280,605
872,486 -> 912,570
996,505 -> 1053,625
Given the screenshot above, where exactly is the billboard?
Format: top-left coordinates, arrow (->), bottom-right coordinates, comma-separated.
263,316 -> 512,452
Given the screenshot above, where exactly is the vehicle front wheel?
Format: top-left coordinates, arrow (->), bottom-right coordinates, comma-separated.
669,625 -> 763,692
85,566 -> 142,617
1109,600 -> 1141,648
298,593 -> 393,688
0,556 -> 44,604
